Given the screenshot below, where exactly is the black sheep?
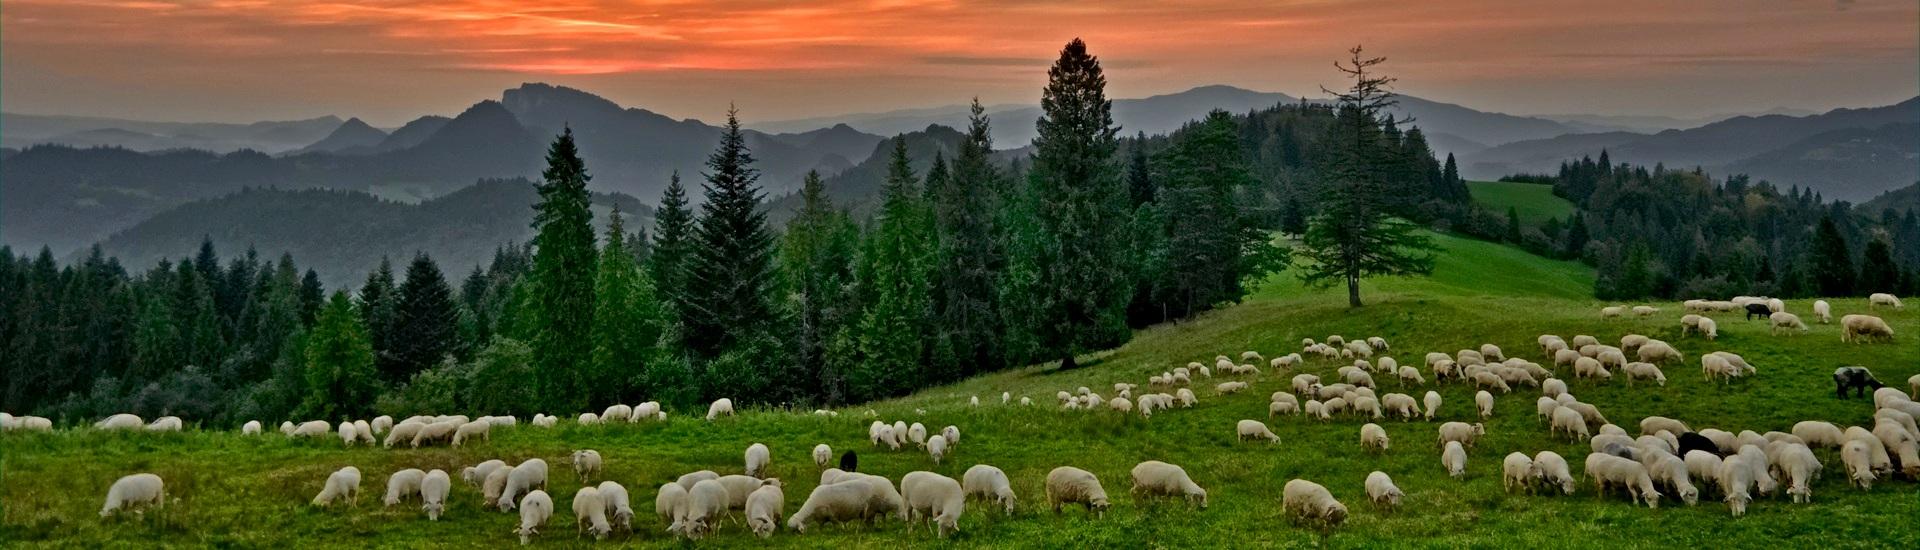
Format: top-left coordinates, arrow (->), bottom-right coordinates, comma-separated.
1676,432 -> 1718,457
1833,366 -> 1884,399
839,450 -> 858,472
1744,303 -> 1773,320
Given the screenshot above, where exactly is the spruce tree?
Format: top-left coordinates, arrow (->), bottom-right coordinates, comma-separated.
588,206 -> 663,405
1858,238 -> 1898,293
299,269 -> 324,324
932,103 -> 1007,378
174,261 -> 224,369
1024,38 -> 1133,369
1156,109 -> 1276,317
1127,131 -> 1156,207
650,172 -> 694,328
1295,46 -> 1436,307
357,257 -> 397,372
1809,215 -> 1855,297
780,171 -> 861,403
299,291 -> 378,420
683,108 -> 781,398
852,137 -> 936,399
528,127 -> 598,412
1564,214 -> 1591,259
388,253 -> 458,382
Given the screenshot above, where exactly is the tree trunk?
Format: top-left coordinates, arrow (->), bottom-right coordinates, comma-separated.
1347,273 -> 1362,308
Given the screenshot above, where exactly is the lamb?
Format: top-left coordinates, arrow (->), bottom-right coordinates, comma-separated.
927,434 -> 950,464
1424,391 -> 1442,421
1869,293 -> 1904,309
570,486 -> 612,540
516,490 -> 554,545
312,466 -> 362,507
499,459 -> 550,512
786,482 -> 870,533
1551,406 -> 1591,440
1639,416 -> 1690,438
706,398 -> 735,420
908,422 -> 928,447
1363,471 -> 1403,509
1585,453 -> 1661,508
1441,441 -> 1468,478
1237,419 -> 1281,443
572,449 -> 603,483
745,443 -> 771,478
942,425 -> 961,446
384,468 -> 427,507
1129,460 -> 1207,509
1476,391 -> 1494,419
1841,314 -> 1893,343
681,479 -> 731,539
1503,452 -> 1535,493
419,469 -> 451,520
1281,479 -> 1347,529
1529,451 -> 1575,494
1437,422 -> 1485,448
812,443 -> 833,468
1045,466 -> 1110,517
656,482 -> 689,532
451,420 -> 491,447
962,464 -> 1017,514
596,481 -> 633,532
1621,363 -> 1666,386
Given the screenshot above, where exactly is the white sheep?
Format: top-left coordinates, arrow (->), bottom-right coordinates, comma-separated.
1683,451 -> 1723,491
1216,381 -> 1249,395
1535,397 -> 1559,423
1109,396 -> 1133,413
1639,416 -> 1690,438
706,398 -> 735,421
941,425 -> 960,446
787,482 -> 869,533
484,468 -> 511,509
384,468 -> 427,507
1359,423 -> 1390,453
1129,460 -> 1207,509
1585,453 -> 1661,508
1769,311 -> 1808,335
1696,317 -> 1718,340
1475,390 -> 1494,419
657,482 -> 689,532
1869,293 -> 1904,309
1238,419 -> 1279,444
451,420 -> 491,447
1176,388 -> 1197,408
928,434 -> 949,464
1045,466 -> 1110,518
1551,407 -> 1591,440
745,443 -> 771,478
499,459 -> 550,512
572,486 -> 612,540
1841,439 -> 1876,489
1791,421 -> 1845,449
1530,451 -> 1575,494
577,412 -> 601,426
1281,479 -> 1346,528
1620,363 -> 1666,386
1423,391 -> 1442,421
899,471 -> 966,537
463,460 -> 508,487
1503,452 -> 1534,493
1363,471 -> 1402,509
421,469 -> 451,520
142,416 -> 182,432
1437,422 -> 1484,448
240,420 -> 261,435
681,479 -> 730,539
96,413 -> 143,431
601,404 -> 632,423
1842,314 -> 1895,343
1397,366 -> 1425,386
1719,454 -> 1756,516
409,420 -> 458,447
813,443 -> 832,468
962,464 -> 1017,514
311,466 -> 361,507
1773,444 -> 1821,503
908,422 -> 928,447
573,450 -> 603,483
1442,441 -> 1468,478
516,490 -> 554,544
1810,299 -> 1832,323
371,415 -> 393,434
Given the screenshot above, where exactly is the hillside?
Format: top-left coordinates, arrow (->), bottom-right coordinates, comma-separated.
1860,181 -> 1920,216
0,112 -> 343,153
6,234 -> 1915,547
90,180 -> 652,288
1723,123 -> 1920,202
1467,181 -> 1576,226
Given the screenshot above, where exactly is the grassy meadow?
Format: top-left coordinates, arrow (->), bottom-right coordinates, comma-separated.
3,232 -> 1917,548
1467,180 -> 1577,226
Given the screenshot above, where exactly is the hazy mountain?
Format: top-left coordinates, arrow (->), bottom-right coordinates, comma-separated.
1860,181 -> 1920,216
1461,132 -> 1647,177
1424,132 -> 1490,159
292,117 -> 388,154
1725,123 -> 1920,202
0,112 -> 343,153
765,125 -> 969,222
372,115 -> 451,152
1538,107 -> 1824,134
91,179 -> 653,288
754,85 -> 1586,150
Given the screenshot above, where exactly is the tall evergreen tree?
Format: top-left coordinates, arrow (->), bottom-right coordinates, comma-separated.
683,108 -> 782,398
1809,215 -> 1855,297
1023,38 -> 1133,369
1295,46 -> 1437,307
299,269 -> 325,324
1564,214 -> 1591,259
1155,109 -> 1281,317
387,253 -> 458,382
852,137 -> 936,399
780,171 -> 861,404
931,103 -> 1007,378
1858,238 -> 1898,293
650,172 -> 694,328
528,127 -> 599,412
299,291 -> 378,420
173,261 -> 224,369
588,206 -> 663,405
357,257 -> 397,372
1126,131 -> 1156,207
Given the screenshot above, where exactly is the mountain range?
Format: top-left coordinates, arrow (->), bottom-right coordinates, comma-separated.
0,113 -> 344,153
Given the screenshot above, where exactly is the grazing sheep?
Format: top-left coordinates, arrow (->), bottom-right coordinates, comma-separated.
312,466 -> 362,507
571,486 -> 612,540
942,425 -> 960,446
656,482 -> 689,532
1503,453 -> 1534,493
484,468 -> 511,509
1621,363 -> 1666,386
1216,381 -> 1249,395
813,444 -> 832,468
1176,388 -> 1197,407
1129,461 -> 1207,509
1238,419 -> 1281,443
1437,422 -> 1485,448
384,469 -> 427,507
499,459 -> 550,512
1045,467 -> 1110,518
1476,391 -> 1494,419
1442,441 -> 1468,478
1573,357 -> 1608,380
1869,293 -> 1904,309
1585,453 -> 1661,508
577,412 -> 601,426
451,420 -> 491,447
1601,306 -> 1624,319
409,421 -> 458,447
1529,451 -> 1575,494
898,471 -> 966,537
1805,299 -> 1831,324
1792,421 -> 1845,449
962,465 -> 1017,514
1281,479 -> 1347,529
1635,340 -> 1683,364
908,422 -> 928,447
1769,312 -> 1808,335
1424,391 -> 1442,421
516,490 -> 554,545
1536,397 -> 1559,422
1552,407 -> 1591,440
419,469 -> 451,520
706,398 -> 735,421
744,484 -> 785,538
1841,314 -> 1894,343
1542,378 -> 1568,398
682,479 -> 730,539
927,435 -> 949,464
786,482 -> 869,533
1717,454 -> 1756,517
1364,471 -> 1402,509
1696,317 -> 1718,340
572,450 -> 603,483
1841,439 -> 1878,490
597,481 -> 633,532
1744,302 -> 1775,320
1109,396 -> 1134,413
1736,445 -> 1779,496
96,413 -> 144,431
1382,393 -> 1420,420
1844,426 -> 1892,475
1833,366 -> 1885,399
240,420 -> 261,435
464,460 -> 508,487
1360,423 -> 1390,453
1774,444 -> 1822,503
1639,416 -> 1690,438
1632,305 -> 1658,317
745,443 -> 771,478
1304,400 -> 1327,420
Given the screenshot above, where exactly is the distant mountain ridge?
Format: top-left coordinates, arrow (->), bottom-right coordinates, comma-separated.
0,112 -> 342,153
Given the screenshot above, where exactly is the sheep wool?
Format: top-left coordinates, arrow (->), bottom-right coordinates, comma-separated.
100,473 -> 165,518
312,466 -> 361,507
1044,466 -> 1110,518
573,450 -> 603,483
572,486 -> 612,540
746,484 -> 786,538
1364,471 -> 1402,509
1129,461 -> 1207,509
516,490 -> 554,544
1281,479 -> 1346,528
962,464 -> 1017,514
384,468 -> 427,507
421,469 -> 451,520
745,443 -> 771,478
900,471 -> 967,537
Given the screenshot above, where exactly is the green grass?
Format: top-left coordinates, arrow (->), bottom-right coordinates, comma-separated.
1468,180 -> 1576,226
5,236 -> 1918,548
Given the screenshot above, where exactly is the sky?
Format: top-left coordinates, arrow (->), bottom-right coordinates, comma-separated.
3,0 -> 1915,126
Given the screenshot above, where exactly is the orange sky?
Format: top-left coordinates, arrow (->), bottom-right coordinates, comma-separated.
3,0 -> 1915,125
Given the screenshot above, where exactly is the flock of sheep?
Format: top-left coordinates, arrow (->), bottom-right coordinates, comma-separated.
20,292 -> 1918,543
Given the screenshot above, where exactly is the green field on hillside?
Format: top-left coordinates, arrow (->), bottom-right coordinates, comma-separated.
1469,180 -> 1577,226
4,236 -> 1917,548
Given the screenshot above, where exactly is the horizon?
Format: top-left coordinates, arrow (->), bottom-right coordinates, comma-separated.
4,1 -> 1915,127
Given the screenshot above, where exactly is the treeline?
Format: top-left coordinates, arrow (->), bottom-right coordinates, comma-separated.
0,40 -> 1468,422
1525,154 -> 1920,299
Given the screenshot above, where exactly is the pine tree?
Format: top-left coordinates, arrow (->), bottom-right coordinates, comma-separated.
650,172 -> 694,328
1858,238 -> 1898,293
1156,109 -> 1278,317
588,206 -> 663,405
387,253 -> 458,382
357,257 -> 397,372
1506,207 -> 1523,243
1023,38 -> 1133,369
299,291 -> 378,420
174,261 -> 224,369
683,108 -> 782,398
1281,196 -> 1309,236
528,127 -> 599,412
299,269 -> 324,324
1295,46 -> 1437,307
780,171 -> 861,404
1126,132 -> 1156,207
1564,214 -> 1591,259
852,137 -> 936,399
931,102 -> 1007,379
1809,215 -> 1856,297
